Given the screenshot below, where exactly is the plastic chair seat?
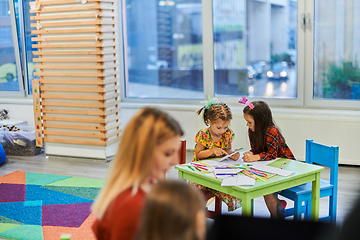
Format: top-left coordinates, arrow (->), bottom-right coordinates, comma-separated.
282,179 -> 333,195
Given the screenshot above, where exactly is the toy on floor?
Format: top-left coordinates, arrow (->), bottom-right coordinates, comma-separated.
0,109 -> 9,120
0,142 -> 6,165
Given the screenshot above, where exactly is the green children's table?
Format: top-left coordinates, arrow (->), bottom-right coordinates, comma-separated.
175,158 -> 324,220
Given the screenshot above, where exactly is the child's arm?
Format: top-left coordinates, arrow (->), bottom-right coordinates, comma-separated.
195,143 -> 228,160
242,151 -> 261,162
225,143 -> 240,160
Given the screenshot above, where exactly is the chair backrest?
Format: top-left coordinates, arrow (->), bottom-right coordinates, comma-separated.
178,139 -> 186,164
305,139 -> 339,186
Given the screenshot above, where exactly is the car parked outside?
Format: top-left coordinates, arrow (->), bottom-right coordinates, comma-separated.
267,61 -> 288,80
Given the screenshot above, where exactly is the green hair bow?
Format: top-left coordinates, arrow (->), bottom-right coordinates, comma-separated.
200,96 -> 220,109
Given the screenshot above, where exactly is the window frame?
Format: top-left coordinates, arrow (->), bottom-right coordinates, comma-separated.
305,0 -> 360,110
0,0 -> 25,97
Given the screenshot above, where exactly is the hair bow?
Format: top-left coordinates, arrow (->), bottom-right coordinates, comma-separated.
238,96 -> 254,109
200,96 -> 220,109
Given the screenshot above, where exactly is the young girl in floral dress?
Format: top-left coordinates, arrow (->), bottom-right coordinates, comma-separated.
193,98 -> 241,211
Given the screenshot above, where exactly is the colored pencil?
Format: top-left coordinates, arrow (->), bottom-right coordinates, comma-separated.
267,174 -> 277,179
241,170 -> 256,180
249,168 -> 268,178
199,162 -> 212,168
248,170 -> 267,178
206,196 -> 215,206
252,174 -> 266,182
188,166 -> 195,171
227,166 -> 246,169
216,173 -> 237,176
191,163 -> 208,171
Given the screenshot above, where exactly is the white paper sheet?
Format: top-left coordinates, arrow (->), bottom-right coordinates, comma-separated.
237,175 -> 256,185
221,175 -> 255,186
200,160 -> 227,168
205,173 -> 232,179
221,157 -> 244,165
250,158 -> 280,167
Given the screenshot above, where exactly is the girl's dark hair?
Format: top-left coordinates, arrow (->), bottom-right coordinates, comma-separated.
196,103 -> 232,126
243,101 -> 284,153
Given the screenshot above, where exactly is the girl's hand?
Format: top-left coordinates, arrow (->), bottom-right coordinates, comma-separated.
212,147 -> 227,157
242,151 -> 260,162
229,152 -> 240,160
243,151 -> 251,156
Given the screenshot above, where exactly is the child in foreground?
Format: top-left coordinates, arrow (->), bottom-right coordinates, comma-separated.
193,98 -> 241,211
136,180 -> 206,240
240,97 -> 295,219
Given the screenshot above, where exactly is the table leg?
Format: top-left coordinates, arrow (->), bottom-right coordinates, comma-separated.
311,172 -> 320,221
178,170 -> 184,180
241,197 -> 254,217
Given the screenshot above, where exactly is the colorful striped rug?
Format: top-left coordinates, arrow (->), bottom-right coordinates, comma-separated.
0,171 -> 104,240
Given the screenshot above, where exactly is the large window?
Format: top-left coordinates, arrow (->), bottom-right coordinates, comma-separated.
313,0 -> 360,100
124,0 -> 203,99
122,0 -> 299,102
213,0 -> 298,99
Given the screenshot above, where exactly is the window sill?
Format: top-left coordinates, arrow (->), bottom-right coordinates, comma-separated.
0,97 -> 33,105
120,102 -> 360,118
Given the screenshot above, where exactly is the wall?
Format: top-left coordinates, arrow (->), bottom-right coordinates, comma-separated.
121,103 -> 360,166
2,101 -> 360,165
0,99 -> 34,125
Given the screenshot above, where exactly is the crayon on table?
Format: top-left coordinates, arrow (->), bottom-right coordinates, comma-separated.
217,173 -> 237,176
251,170 -> 268,178
191,163 -> 208,170
248,170 -> 267,178
241,170 -> 256,180
252,174 -> 266,182
200,162 -> 212,168
227,166 -> 246,169
188,166 -> 196,171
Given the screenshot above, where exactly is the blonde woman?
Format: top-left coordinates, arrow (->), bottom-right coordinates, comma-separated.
92,107 -> 184,240
136,180 -> 206,240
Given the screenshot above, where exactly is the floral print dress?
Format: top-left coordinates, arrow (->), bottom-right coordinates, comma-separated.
192,128 -> 242,211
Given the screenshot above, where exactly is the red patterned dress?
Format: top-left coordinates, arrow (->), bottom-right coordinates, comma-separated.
249,126 -> 296,161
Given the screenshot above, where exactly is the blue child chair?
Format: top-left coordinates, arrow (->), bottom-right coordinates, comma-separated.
0,142 -> 6,165
279,139 -> 339,223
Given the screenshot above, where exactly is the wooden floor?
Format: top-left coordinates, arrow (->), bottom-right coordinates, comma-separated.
1,152 -> 360,225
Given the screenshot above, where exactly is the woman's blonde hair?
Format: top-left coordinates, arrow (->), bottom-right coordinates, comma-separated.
92,107 -> 183,218
136,180 -> 206,240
